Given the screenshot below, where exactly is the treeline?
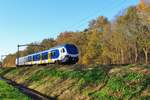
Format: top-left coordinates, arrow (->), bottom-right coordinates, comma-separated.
3,2 -> 150,67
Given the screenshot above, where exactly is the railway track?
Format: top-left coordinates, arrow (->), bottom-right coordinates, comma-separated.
0,77 -> 56,100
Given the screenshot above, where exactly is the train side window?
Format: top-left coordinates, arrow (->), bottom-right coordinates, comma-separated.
50,50 -> 59,59
33,55 -> 36,61
61,48 -> 65,53
36,54 -> 40,61
42,52 -> 48,60
28,56 -> 32,62
33,54 -> 40,61
51,51 -> 55,57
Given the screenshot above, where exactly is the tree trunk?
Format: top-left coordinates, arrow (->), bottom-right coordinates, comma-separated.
121,49 -> 124,64
134,46 -> 138,64
143,48 -> 148,64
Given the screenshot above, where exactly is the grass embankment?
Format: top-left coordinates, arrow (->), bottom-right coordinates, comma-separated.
0,80 -> 30,99
0,64 -> 150,100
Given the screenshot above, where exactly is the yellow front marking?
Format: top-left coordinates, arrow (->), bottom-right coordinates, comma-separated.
32,61 -> 34,65
40,54 -> 42,64
48,52 -> 51,63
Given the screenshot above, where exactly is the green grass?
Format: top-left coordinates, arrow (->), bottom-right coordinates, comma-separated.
143,65 -> 150,70
0,80 -> 30,100
91,71 -> 150,100
0,67 -> 15,76
27,66 -> 108,86
0,64 -> 150,99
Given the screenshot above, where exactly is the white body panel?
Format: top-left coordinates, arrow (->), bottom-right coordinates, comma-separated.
16,44 -> 78,66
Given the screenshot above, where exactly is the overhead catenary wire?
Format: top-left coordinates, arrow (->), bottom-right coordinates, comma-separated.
67,0 -> 128,31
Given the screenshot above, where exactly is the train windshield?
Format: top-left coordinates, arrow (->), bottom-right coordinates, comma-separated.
65,44 -> 78,54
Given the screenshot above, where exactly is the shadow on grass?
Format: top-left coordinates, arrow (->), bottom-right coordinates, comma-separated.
0,67 -> 16,76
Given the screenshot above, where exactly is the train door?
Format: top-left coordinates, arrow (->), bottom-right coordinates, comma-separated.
50,49 -> 60,63
40,54 -> 42,64
48,52 -> 52,63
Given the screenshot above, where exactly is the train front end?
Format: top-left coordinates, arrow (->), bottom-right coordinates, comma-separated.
61,44 -> 79,64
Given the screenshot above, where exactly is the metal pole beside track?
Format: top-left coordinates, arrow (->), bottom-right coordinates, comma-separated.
0,56 -> 2,67
17,44 -> 19,67
16,44 -> 45,67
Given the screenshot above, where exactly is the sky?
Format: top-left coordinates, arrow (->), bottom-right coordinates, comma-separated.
0,0 -> 139,59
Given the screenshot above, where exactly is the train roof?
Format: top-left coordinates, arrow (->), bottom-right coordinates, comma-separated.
27,43 -> 76,56
18,44 -> 77,59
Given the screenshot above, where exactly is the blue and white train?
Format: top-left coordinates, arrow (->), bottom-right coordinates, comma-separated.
16,44 -> 79,66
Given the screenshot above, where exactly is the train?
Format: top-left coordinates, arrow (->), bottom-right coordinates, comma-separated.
16,44 -> 79,66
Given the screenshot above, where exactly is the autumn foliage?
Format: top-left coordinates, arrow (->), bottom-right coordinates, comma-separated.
3,2 -> 150,67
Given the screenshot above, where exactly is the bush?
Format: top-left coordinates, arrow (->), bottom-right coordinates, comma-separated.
91,72 -> 148,100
